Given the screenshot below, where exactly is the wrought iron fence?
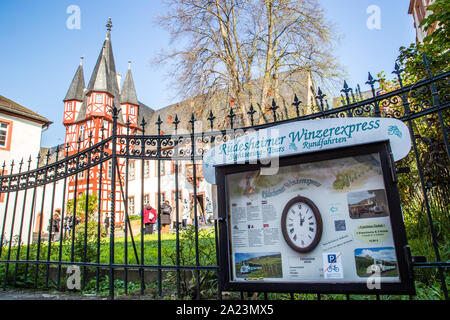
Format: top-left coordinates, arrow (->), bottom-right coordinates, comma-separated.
0,54 -> 448,300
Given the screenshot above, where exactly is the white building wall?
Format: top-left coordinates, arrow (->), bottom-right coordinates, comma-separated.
0,113 -> 43,168
125,159 -> 213,219
0,113 -> 46,245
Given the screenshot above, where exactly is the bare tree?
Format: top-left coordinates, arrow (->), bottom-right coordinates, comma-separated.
156,0 -> 340,126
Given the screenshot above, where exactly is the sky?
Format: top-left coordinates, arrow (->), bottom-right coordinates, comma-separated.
0,0 -> 416,148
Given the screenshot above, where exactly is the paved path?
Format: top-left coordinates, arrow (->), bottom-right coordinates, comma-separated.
0,288 -> 108,300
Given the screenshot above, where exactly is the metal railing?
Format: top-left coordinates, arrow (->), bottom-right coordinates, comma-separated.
0,54 -> 448,300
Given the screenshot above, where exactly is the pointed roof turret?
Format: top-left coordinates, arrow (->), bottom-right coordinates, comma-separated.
64,57 -> 85,102
121,61 -> 139,105
87,17 -> 120,97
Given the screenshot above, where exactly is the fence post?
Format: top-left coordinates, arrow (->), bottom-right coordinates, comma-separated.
190,113 -> 201,299
140,117 -> 147,295
156,115 -> 163,297
109,105 -> 119,300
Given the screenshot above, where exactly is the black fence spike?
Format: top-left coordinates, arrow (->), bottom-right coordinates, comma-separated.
392,62 -> 404,87
207,110 -> 215,130
392,61 -> 403,76
141,117 -> 148,132
270,99 -> 279,122
422,53 -> 433,77
227,107 -> 236,129
341,81 -> 352,105
247,104 -> 256,126
316,87 -> 326,112
366,72 -> 379,98
45,150 -> 51,164
173,114 -> 180,131
366,72 -> 377,86
292,94 -> 302,118
189,113 -> 196,125
26,155 -> 32,170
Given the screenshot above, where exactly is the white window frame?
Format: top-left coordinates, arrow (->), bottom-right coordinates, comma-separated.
0,122 -> 10,148
128,196 -> 135,214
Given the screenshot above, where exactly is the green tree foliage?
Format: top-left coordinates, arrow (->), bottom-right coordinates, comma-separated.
375,1 -> 449,293
162,225 -> 217,299
66,193 -> 98,222
65,193 -> 100,262
396,0 -> 449,83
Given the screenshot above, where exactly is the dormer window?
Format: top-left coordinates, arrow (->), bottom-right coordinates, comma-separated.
96,94 -> 102,103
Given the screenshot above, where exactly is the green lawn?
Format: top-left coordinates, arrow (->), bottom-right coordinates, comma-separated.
0,229 -> 217,267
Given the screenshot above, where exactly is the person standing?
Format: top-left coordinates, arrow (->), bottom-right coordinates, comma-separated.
143,204 -> 157,234
53,210 -> 61,241
48,210 -> 60,241
160,200 -> 172,233
63,216 -> 69,239
173,196 -> 183,230
182,199 -> 190,227
103,213 -> 110,237
173,196 -> 182,229
205,197 -> 213,224
189,197 -> 195,225
189,196 -> 204,226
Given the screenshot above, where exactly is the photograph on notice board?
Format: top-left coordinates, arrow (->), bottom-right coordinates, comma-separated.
226,151 -> 403,285
354,247 -> 399,278
347,189 -> 390,219
234,252 -> 283,279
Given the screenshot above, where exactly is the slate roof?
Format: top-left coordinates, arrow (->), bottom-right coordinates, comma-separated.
0,94 -> 52,127
121,68 -> 139,105
64,63 -> 85,102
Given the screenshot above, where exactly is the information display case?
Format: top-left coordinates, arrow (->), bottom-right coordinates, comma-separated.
216,141 -> 415,294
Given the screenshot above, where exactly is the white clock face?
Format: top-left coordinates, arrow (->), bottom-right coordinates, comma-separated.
285,201 -> 318,249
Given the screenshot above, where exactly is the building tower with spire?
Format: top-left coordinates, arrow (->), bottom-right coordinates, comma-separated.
63,18 -> 153,224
